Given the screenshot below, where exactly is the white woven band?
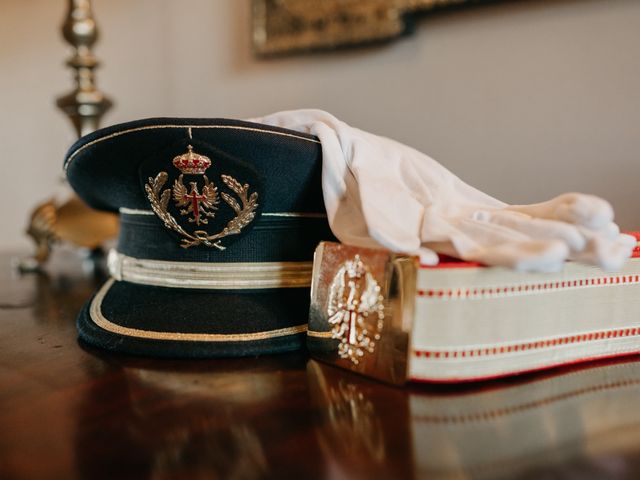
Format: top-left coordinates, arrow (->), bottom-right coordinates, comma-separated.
107,249 -> 313,289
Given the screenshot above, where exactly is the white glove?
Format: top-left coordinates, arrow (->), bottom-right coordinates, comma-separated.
251,109 -> 635,272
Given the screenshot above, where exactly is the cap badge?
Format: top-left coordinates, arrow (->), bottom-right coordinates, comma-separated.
327,255 -> 385,364
145,145 -> 258,250
172,146 -> 219,226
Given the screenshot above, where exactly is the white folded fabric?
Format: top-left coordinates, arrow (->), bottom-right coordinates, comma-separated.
251,109 -> 635,272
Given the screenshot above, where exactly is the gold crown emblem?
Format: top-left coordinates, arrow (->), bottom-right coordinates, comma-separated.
172,145 -> 211,175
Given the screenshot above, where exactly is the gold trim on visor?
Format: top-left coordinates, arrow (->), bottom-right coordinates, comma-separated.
89,279 -> 307,342
307,330 -> 333,339
107,250 -> 313,289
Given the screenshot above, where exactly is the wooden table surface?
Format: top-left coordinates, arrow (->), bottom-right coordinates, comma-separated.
2,250 -> 640,480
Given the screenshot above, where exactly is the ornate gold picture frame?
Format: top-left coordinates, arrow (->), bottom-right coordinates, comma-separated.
252,0 -> 484,56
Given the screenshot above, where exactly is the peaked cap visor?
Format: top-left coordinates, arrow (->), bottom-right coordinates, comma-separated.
78,280 -> 311,357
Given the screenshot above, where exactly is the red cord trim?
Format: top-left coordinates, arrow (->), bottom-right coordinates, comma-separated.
417,274 -> 640,299
413,327 -> 640,359
409,351 -> 640,384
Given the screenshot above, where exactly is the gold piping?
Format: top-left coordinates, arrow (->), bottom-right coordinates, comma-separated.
307,330 -> 333,338
90,279 -> 308,342
65,124 -> 320,171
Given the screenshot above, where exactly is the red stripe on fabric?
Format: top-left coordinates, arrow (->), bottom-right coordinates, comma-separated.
416,274 -> 640,299
412,327 -> 640,359
409,351 -> 640,384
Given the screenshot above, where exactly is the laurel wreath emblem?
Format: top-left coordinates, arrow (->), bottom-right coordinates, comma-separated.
145,172 -> 258,250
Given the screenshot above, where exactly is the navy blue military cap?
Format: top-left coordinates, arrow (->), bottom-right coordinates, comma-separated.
65,117 -> 334,357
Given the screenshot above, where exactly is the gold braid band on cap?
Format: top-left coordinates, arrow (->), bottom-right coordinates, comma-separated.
107,250 -> 313,289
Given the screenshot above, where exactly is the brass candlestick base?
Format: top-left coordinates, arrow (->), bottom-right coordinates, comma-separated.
21,0 -> 117,271
21,197 -> 119,272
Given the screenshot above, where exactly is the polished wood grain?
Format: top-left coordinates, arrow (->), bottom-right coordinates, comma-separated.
2,251 -> 640,480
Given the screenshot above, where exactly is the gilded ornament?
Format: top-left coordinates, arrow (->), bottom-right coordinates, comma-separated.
145,145 -> 258,250
327,255 -> 385,364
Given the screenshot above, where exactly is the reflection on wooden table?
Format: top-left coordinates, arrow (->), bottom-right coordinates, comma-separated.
310,358 -> 640,479
1,251 -> 639,479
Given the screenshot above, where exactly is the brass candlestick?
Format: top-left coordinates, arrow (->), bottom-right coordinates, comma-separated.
57,0 -> 113,136
21,0 -> 118,271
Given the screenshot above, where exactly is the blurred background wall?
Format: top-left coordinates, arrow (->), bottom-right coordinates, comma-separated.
0,0 -> 638,251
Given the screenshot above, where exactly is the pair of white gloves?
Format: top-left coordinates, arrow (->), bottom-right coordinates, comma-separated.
252,110 -> 635,272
